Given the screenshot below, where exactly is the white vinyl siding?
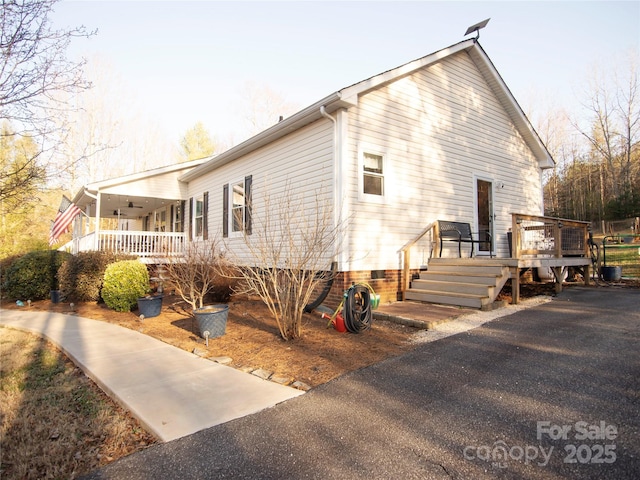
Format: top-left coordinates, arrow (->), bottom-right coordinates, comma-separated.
344,50 -> 542,269
187,119 -> 335,263
102,169 -> 189,199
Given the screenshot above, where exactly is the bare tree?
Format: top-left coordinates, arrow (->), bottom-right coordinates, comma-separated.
545,50 -> 640,223
0,0 -> 93,201
53,56 -> 180,192
237,81 -> 300,139
573,52 -> 640,201
162,240 -> 230,311
227,184 -> 341,340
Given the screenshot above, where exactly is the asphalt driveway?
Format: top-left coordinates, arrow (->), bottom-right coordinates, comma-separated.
83,285 -> 640,480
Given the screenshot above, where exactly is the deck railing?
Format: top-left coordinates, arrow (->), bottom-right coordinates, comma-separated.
511,214 -> 590,259
72,230 -> 186,261
399,221 -> 436,299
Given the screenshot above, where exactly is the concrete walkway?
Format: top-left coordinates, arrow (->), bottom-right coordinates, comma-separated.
0,309 -> 304,443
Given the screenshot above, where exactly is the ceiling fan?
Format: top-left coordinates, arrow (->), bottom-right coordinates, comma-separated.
119,201 -> 144,209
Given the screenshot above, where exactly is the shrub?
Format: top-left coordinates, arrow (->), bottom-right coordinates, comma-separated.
58,252 -> 136,302
2,250 -> 72,301
101,260 -> 150,312
0,254 -> 22,294
162,240 -> 235,310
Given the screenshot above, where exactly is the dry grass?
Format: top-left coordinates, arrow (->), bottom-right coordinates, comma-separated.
0,328 -> 157,480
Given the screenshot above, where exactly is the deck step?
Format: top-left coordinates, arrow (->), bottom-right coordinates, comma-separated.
411,279 -> 497,297
407,259 -> 511,309
417,271 -> 502,285
427,263 -> 506,275
404,289 -> 488,309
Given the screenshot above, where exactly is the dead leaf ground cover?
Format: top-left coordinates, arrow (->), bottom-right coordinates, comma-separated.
6,295 -> 418,388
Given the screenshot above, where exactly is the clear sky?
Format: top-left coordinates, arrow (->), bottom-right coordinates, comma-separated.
52,0 -> 640,144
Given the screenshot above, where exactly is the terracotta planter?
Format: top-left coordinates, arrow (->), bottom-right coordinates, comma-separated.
194,305 -> 229,339
137,295 -> 163,318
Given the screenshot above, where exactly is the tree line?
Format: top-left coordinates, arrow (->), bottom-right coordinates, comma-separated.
541,50 -> 639,231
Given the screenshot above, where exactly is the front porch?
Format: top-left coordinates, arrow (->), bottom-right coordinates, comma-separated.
71,230 -> 186,264
66,160 -> 208,263
401,214 -> 593,308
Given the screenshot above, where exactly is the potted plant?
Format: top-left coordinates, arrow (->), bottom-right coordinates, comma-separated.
162,240 -> 233,339
137,292 -> 164,318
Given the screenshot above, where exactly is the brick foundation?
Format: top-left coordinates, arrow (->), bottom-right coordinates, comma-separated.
322,269 -> 415,310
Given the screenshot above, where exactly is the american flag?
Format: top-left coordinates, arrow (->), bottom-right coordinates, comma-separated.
49,196 -> 82,246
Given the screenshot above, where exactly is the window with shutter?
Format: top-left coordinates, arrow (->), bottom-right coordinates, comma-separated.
225,175 -> 252,236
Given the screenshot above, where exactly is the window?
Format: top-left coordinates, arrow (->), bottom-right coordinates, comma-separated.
223,176 -> 252,237
154,209 -> 166,232
190,192 -> 208,240
232,181 -> 245,232
363,152 -> 384,196
194,197 -> 204,237
172,201 -> 185,233
358,146 -> 388,204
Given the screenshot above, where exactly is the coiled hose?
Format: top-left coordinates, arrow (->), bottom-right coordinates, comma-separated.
343,284 -> 372,333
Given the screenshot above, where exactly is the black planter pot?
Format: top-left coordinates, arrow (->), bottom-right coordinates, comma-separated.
600,266 -> 622,282
50,290 -> 61,304
137,295 -> 164,318
194,305 -> 229,339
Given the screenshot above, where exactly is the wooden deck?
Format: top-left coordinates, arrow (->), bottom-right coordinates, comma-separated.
506,256 -> 591,304
401,214 -> 593,307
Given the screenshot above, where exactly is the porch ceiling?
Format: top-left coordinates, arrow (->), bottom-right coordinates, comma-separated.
78,192 -> 182,219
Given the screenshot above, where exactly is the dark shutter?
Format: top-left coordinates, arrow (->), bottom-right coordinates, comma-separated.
180,200 -> 186,232
188,197 -> 193,241
202,191 -> 209,240
222,184 -> 229,238
244,175 -> 252,235
169,205 -> 174,232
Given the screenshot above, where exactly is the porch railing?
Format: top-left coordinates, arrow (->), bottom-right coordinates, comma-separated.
511,214 -> 590,259
72,230 -> 186,260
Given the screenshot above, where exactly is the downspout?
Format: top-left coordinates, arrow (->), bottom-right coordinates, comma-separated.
320,104 -> 338,221
302,106 -> 340,313
319,105 -> 335,124
320,105 -> 339,252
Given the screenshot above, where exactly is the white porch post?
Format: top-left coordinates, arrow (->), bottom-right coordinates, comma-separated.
94,191 -> 101,250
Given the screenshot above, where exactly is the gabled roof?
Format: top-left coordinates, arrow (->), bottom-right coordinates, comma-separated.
76,157 -> 211,196
73,157 -> 211,218
182,39 -> 553,182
